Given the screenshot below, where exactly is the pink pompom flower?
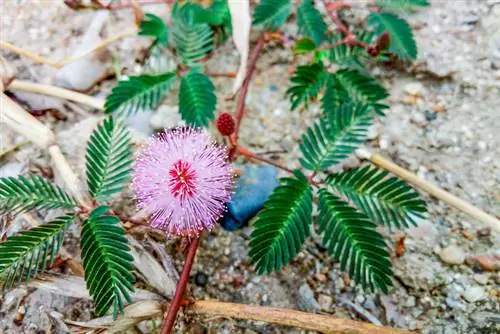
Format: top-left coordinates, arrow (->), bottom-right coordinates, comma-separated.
132,127 -> 233,236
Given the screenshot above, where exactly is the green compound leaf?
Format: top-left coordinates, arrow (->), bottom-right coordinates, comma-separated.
81,206 -> 135,318
179,71 -> 217,127
375,0 -> 429,13
0,215 -> 75,290
299,103 -> 374,172
368,12 -> 417,60
326,165 -> 427,229
0,176 -> 77,217
104,72 -> 177,116
139,13 -> 169,47
286,62 -> 328,111
86,116 -> 133,202
328,31 -> 376,70
317,189 -> 393,293
322,69 -> 389,115
249,171 -> 313,274
172,4 -> 214,66
297,0 -> 327,46
252,0 -> 292,31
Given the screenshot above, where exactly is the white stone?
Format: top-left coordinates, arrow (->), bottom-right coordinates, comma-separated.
439,246 -> 466,265
463,286 -> 487,303
404,82 -> 426,97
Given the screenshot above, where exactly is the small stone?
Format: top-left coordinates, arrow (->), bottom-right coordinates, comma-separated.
298,283 -> 320,312
424,110 -> 437,122
411,112 -> 428,127
315,273 -> 327,282
433,103 -> 446,113
403,95 -> 418,105
194,272 -> 208,287
489,289 -> 498,297
355,295 -> 365,304
404,82 -> 425,96
445,297 -> 466,310
474,274 -> 489,285
405,296 -> 416,308
463,286 -> 487,303
461,230 -> 475,240
318,294 -> 333,310
475,254 -> 498,271
476,227 -> 491,237
439,246 -> 466,265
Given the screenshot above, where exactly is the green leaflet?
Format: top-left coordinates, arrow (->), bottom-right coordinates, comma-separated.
0,215 -> 75,290
104,72 -> 177,116
86,116 -> 133,201
252,0 -> 292,31
286,62 -> 328,111
322,69 -> 389,115
0,176 -> 76,217
249,171 -> 313,274
139,13 -> 169,47
368,12 -> 417,60
299,103 -> 374,171
179,71 -> 217,127
297,0 -> 327,46
326,165 -> 427,228
81,206 -> 135,318
317,189 -> 393,293
375,0 -> 429,13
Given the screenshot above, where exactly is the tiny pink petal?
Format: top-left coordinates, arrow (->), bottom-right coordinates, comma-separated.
132,127 -> 233,236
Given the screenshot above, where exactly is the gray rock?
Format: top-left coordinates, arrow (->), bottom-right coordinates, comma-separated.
489,32 -> 500,69
439,245 -> 466,265
462,286 -> 487,303
297,283 -> 320,313
470,311 -> 500,328
149,105 -> 184,131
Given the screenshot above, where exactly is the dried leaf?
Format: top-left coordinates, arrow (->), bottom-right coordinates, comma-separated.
27,275 -> 161,302
127,235 -> 177,298
228,0 -> 251,94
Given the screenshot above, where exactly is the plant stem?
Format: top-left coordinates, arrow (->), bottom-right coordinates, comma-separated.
161,237 -> 200,334
322,0 -> 372,51
236,146 -> 294,174
234,33 -> 267,140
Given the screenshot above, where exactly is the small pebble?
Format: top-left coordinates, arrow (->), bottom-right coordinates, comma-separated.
463,286 -> 487,303
404,82 -> 425,96
194,272 -> 208,287
474,273 -> 489,285
476,227 -> 491,237
425,110 -> 438,122
439,246 -> 466,265
318,294 -> 333,310
475,254 -> 498,271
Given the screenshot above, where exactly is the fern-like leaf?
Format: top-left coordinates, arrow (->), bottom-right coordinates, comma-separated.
252,0 -> 292,31
297,0 -> 327,46
328,31 -> 376,70
81,206 -> 135,318
0,176 -> 77,217
375,0 -> 429,13
172,7 -> 214,65
318,189 -> 392,292
86,116 -> 133,202
326,165 -> 426,228
104,73 -> 176,116
179,71 -> 216,127
322,69 -> 389,115
299,103 -> 374,171
0,215 -> 75,290
249,171 -> 313,274
139,13 -> 169,47
368,12 -> 417,60
286,62 -> 328,110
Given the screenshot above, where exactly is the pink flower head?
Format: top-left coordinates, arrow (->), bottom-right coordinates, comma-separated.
132,127 -> 233,236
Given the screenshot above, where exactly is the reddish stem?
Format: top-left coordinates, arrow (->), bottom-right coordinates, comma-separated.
161,237 -> 200,334
234,33 -> 267,140
322,0 -> 372,52
236,146 -> 294,174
